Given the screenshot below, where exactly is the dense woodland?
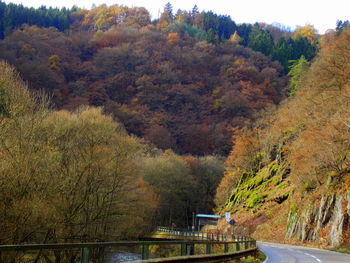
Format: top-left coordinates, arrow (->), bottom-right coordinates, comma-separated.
216,27 -> 350,248
0,1 -> 319,155
1,0 -> 350,253
0,61 -> 225,251
217,23 -> 350,206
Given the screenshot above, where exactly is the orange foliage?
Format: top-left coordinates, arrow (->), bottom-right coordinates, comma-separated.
225,29 -> 350,189
215,169 -> 240,208
226,128 -> 261,171
167,32 -> 180,45
0,13 -> 286,156
181,156 -> 198,174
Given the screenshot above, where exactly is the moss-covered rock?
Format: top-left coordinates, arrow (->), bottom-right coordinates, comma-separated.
225,161 -> 291,212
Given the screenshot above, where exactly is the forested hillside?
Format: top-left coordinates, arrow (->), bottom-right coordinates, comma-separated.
0,1 -> 318,155
0,60 -> 226,248
5,0 -> 350,249
215,27 -> 350,250
0,1 -> 72,38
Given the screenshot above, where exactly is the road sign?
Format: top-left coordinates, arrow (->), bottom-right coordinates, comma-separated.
225,212 -> 231,223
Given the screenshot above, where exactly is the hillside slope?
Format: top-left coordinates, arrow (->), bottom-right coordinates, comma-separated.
0,24 -> 286,156
0,3 -> 321,155
216,29 -> 350,250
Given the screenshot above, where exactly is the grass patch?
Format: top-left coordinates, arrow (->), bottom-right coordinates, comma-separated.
336,248 -> 350,254
241,251 -> 266,262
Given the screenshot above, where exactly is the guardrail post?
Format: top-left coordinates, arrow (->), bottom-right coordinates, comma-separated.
181,243 -> 186,256
142,244 -> 149,260
80,247 -> 89,263
189,244 -> 194,255
206,243 -> 212,254
236,242 -> 240,252
224,243 -> 229,253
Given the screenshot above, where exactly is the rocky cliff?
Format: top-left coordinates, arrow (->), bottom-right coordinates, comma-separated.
217,160 -> 350,249
286,191 -> 350,247
215,29 -> 350,251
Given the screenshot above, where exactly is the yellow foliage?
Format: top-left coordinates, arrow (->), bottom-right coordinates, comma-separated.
293,24 -> 317,44
157,19 -> 169,30
213,99 -> 221,111
82,4 -> 128,30
176,14 -> 185,24
228,31 -> 240,44
93,29 -> 104,39
48,54 -> 60,71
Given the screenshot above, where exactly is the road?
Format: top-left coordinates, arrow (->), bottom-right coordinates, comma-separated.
258,242 -> 350,263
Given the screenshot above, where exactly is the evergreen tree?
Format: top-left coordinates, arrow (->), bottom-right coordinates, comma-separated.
248,26 -> 274,56
206,28 -> 217,43
336,20 -> 350,35
164,2 -> 174,21
191,4 -> 199,16
287,55 -> 309,96
0,1 -> 72,39
203,11 -> 219,33
272,37 -> 294,71
0,1 -> 5,38
292,36 -> 317,61
218,15 -> 236,41
236,23 -> 252,46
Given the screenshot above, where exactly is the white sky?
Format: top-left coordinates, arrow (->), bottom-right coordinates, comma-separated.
3,0 -> 350,33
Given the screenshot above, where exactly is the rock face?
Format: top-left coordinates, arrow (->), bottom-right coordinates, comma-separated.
219,158 -> 350,248
286,194 -> 350,247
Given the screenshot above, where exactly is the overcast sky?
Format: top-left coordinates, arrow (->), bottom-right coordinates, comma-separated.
3,0 -> 349,33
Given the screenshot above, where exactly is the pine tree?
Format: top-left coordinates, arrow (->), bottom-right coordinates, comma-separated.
164,2 -> 173,21
191,4 -> 199,16
287,55 -> 309,96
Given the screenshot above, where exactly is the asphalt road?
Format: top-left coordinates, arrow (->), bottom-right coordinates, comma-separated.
258,242 -> 350,263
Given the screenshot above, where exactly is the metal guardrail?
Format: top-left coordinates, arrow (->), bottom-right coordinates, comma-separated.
0,239 -> 257,263
155,226 -> 249,242
138,248 -> 258,263
0,227 -> 257,263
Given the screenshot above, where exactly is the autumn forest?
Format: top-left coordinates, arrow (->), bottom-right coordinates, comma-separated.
0,0 -> 350,251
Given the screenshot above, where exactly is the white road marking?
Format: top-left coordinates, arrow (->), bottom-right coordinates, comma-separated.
261,244 -> 323,263
302,252 -> 322,263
